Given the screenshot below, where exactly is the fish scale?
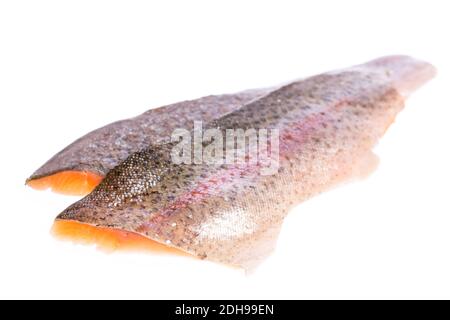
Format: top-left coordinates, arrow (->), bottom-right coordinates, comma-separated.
55,56 -> 436,269
27,88 -> 271,181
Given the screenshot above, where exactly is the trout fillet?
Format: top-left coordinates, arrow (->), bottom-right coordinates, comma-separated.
54,56 -> 436,268
26,88 -> 271,195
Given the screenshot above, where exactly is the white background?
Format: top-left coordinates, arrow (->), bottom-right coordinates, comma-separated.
0,0 -> 449,299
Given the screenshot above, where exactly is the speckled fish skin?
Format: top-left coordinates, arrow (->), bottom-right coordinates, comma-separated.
27,88 -> 271,181
57,56 -> 436,268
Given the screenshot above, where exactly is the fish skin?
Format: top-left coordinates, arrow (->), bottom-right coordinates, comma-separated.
27,88 -> 271,181
56,56 -> 436,268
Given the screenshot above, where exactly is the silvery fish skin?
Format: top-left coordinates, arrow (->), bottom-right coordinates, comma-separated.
27,88 -> 271,181
57,56 -> 436,268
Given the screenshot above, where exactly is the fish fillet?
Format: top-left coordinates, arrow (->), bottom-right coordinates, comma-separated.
54,56 -> 436,268
26,88 -> 271,195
